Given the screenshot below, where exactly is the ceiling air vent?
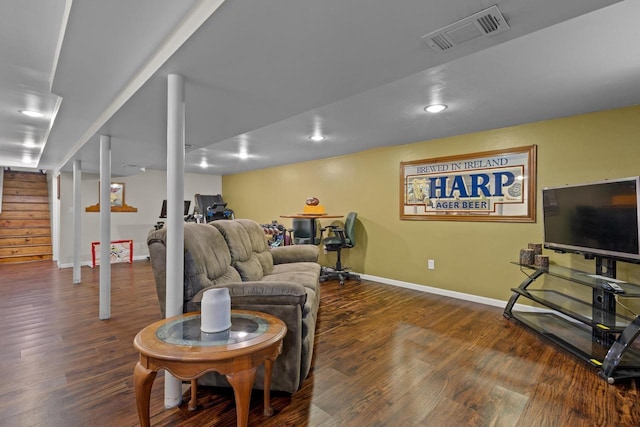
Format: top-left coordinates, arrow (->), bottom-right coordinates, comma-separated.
421,5 -> 510,52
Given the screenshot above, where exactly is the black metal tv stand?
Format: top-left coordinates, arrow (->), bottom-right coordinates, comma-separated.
504,257 -> 640,384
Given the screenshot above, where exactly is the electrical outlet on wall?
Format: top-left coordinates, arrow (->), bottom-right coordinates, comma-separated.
428,259 -> 435,270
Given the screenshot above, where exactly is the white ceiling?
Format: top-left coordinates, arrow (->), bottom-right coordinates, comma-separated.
1,0 -> 638,177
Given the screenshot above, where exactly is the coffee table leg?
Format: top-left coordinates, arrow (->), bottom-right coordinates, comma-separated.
189,379 -> 198,411
263,358 -> 275,416
134,362 -> 157,427
226,367 -> 257,427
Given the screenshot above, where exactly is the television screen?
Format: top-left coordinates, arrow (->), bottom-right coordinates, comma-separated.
543,177 -> 640,262
159,200 -> 191,218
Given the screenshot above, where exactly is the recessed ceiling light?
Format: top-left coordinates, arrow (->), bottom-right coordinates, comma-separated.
19,110 -> 44,118
200,160 -> 208,168
24,141 -> 37,148
309,135 -> 325,142
238,151 -> 249,160
424,104 -> 447,113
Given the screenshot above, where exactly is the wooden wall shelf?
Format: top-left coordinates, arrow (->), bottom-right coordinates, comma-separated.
85,203 -> 138,213
85,182 -> 137,212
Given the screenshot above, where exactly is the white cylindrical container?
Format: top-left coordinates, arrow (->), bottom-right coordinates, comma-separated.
200,288 -> 231,333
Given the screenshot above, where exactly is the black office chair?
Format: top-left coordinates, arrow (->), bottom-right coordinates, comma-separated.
320,212 -> 361,285
288,218 -> 321,245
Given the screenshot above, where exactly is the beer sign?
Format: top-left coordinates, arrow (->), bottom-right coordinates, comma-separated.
400,145 -> 537,222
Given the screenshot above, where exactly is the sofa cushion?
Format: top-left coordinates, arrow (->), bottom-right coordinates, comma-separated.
147,223 -> 243,316
263,264 -> 320,291
211,219 -> 275,281
191,281 -> 307,306
183,223 -> 242,300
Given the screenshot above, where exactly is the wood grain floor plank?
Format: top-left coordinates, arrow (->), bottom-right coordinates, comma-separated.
1,260 -> 640,426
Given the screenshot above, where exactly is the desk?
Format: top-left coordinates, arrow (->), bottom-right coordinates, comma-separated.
133,310 -> 286,427
280,214 -> 342,244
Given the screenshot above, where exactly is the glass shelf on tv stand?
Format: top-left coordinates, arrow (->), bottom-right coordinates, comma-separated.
511,262 -> 640,297
504,261 -> 640,384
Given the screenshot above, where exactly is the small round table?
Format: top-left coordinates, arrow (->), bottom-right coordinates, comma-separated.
280,214 -> 343,242
133,310 -> 287,427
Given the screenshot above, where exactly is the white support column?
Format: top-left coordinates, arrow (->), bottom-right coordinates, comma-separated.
72,159 -> 82,284
99,135 -> 111,320
0,168 -> 4,213
52,170 -> 61,265
164,73 -> 186,408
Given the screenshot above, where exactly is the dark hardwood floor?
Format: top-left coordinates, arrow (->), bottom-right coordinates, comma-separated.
1,260 -> 639,426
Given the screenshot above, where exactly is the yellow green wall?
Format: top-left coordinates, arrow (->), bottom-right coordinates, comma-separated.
222,105 -> 640,301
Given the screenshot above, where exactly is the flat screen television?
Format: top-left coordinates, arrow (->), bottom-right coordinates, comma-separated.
159,200 -> 191,218
543,177 -> 640,263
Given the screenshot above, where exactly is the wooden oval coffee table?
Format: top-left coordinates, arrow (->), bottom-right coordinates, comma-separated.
133,310 -> 287,427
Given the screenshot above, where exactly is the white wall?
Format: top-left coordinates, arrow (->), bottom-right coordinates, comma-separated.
57,169 -> 221,266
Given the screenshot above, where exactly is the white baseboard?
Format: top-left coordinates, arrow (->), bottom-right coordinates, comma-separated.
358,273 -> 547,313
53,262 -> 543,314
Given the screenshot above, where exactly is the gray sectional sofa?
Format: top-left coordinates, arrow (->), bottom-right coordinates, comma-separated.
147,219 -> 321,393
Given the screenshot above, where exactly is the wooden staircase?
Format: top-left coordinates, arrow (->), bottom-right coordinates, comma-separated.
0,170 -> 53,263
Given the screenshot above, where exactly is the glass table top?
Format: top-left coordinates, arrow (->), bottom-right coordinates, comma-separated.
156,312 -> 269,347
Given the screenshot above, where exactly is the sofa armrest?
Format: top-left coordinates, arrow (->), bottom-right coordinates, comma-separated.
271,244 -> 319,264
191,281 -> 307,308
188,280 -> 310,393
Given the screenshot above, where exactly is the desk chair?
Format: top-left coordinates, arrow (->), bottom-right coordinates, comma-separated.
289,218 -> 321,245
320,212 -> 361,285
